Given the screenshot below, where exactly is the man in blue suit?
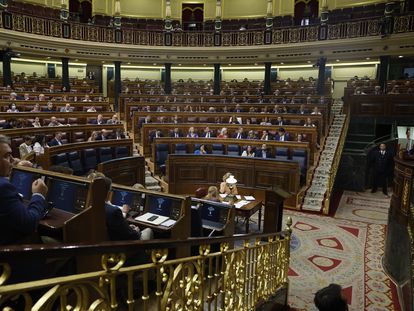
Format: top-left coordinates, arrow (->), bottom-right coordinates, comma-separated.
0,135 -> 48,246
274,128 -> 291,142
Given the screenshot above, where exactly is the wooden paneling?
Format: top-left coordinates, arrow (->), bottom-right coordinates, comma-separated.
97,156 -> 145,186
167,154 -> 301,196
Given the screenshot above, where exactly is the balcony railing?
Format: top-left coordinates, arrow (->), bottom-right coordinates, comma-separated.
0,222 -> 292,310
1,11 -> 413,47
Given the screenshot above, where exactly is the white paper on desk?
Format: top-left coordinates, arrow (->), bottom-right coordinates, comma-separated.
160,219 -> 176,227
244,196 -> 256,201
235,195 -> 241,200
219,194 -> 227,198
234,200 -> 249,209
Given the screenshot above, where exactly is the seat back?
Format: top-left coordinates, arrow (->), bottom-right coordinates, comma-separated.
83,148 -> 97,171
115,146 -> 129,159
211,144 -> 224,155
52,153 -> 70,168
227,144 -> 240,156
174,143 -> 187,154
68,151 -> 83,175
275,147 -> 289,160
155,144 -> 169,165
98,147 -> 113,163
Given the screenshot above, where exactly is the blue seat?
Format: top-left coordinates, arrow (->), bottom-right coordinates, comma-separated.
292,149 -> 307,184
68,151 -> 83,175
82,148 -> 97,172
155,144 -> 169,175
211,144 -> 224,155
227,144 -> 240,156
52,153 -> 70,168
275,147 -> 289,160
174,143 -> 187,154
99,147 -> 113,163
115,146 -> 129,159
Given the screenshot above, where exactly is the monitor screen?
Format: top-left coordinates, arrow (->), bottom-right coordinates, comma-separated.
111,189 -> 144,212
403,67 -> 414,78
191,198 -> 230,224
10,170 -> 38,200
146,194 -> 181,218
47,178 -> 88,214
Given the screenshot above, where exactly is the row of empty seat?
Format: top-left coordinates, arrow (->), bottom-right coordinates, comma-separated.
52,146 -> 130,176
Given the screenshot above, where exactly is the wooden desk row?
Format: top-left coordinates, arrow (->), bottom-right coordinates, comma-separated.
0,91 -> 104,100
0,100 -> 111,112
123,100 -> 331,124
35,139 -> 134,170
0,112 -> 117,127
167,154 -> 302,209
120,94 -> 331,117
140,123 -> 317,164
0,124 -> 124,158
344,94 -> 414,116
155,137 -> 310,178
132,112 -> 324,140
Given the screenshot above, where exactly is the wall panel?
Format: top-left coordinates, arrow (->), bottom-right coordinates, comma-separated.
222,68 -> 264,81
171,68 -> 214,81
278,67 -> 319,80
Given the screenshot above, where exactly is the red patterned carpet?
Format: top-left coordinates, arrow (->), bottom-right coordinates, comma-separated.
285,191 -> 402,311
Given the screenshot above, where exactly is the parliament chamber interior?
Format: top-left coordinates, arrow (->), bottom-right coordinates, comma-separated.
0,0 -> 414,310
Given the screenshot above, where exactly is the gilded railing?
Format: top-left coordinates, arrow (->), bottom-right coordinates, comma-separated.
322,113 -> 349,215
1,12 -> 413,47
0,220 -> 292,310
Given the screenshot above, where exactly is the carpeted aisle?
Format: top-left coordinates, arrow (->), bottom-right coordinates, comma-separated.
284,191 -> 402,311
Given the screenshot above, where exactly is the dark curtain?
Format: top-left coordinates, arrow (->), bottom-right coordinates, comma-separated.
69,0 -> 92,23
294,0 -> 319,25
182,4 -> 204,31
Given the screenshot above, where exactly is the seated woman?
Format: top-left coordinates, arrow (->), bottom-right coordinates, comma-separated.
203,186 -> 222,202
241,145 -> 255,157
194,144 -> 207,155
219,172 -> 238,195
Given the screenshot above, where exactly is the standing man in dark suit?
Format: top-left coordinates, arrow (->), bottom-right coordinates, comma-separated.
0,135 -> 48,245
371,143 -> 393,197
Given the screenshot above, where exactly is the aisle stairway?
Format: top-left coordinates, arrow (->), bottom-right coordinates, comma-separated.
145,165 -> 162,191
302,100 -> 348,213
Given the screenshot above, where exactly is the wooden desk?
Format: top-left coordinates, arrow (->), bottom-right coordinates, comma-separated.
131,111 -> 325,137
233,198 -> 263,233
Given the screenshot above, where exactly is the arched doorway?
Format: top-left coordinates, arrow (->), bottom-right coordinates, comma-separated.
294,0 -> 319,25
69,0 -> 92,23
182,3 -> 204,31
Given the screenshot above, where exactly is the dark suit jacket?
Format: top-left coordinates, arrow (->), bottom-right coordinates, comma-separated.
96,134 -> 113,140
48,138 -> 63,147
255,149 -> 272,158
0,177 -> 47,245
274,133 -> 291,141
232,132 -> 246,139
90,119 -> 105,125
371,149 -> 393,174
105,203 -> 140,241
202,132 -> 216,138
170,132 -> 183,138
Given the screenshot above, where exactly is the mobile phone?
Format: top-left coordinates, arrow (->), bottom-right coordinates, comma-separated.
148,215 -> 158,221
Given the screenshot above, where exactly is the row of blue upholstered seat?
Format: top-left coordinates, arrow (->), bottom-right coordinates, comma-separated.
52,146 -> 129,176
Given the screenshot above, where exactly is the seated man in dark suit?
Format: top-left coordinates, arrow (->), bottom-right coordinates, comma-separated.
0,135 -> 49,246
170,128 -> 182,138
48,132 -> 64,147
96,129 -> 113,140
233,127 -> 246,139
90,114 -> 105,125
202,126 -> 215,138
274,128 -> 290,142
255,144 -> 271,159
149,129 -> 163,142
275,116 -> 289,126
